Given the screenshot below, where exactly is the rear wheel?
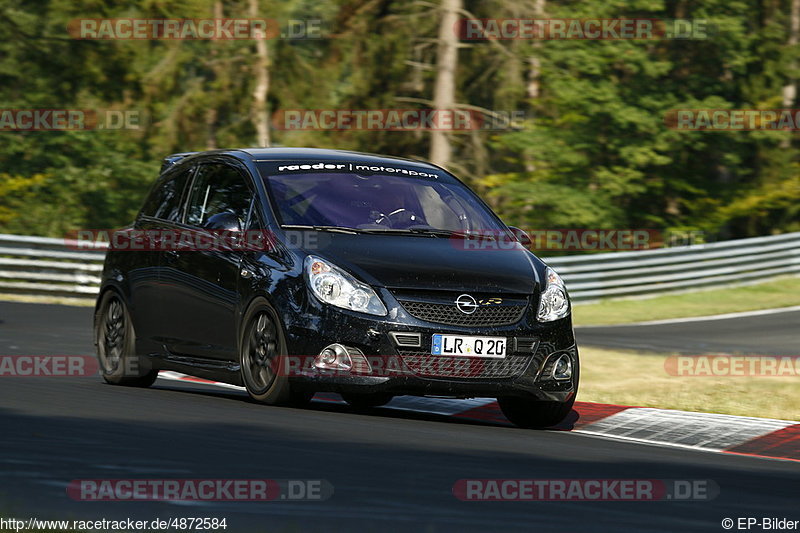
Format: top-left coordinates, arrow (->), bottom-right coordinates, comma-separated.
240,301 -> 311,406
497,396 -> 575,428
342,393 -> 394,410
94,291 -> 158,387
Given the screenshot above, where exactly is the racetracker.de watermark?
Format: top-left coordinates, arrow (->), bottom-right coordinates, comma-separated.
453,229 -> 661,252
250,354 -> 500,379
665,109 -> 800,130
67,18 -> 328,40
453,479 -> 718,501
66,229 -> 321,252
69,228 -> 704,253
456,18 -> 710,40
68,479 -> 333,501
272,109 -> 525,131
0,109 -> 144,131
0,355 -> 99,377
664,355 -> 800,377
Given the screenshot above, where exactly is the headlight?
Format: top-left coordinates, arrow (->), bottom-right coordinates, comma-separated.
304,255 -> 387,316
537,267 -> 570,322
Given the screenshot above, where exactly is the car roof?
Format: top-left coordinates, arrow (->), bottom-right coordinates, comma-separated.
239,147 -> 442,169
163,147 -> 439,170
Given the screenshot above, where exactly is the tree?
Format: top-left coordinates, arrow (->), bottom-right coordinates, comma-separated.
429,0 -> 462,168
250,0 -> 271,147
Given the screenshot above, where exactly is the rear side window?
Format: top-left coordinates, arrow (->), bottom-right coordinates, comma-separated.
139,166 -> 193,222
185,163 -> 252,227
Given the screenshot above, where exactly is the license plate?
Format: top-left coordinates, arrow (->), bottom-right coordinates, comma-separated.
431,334 -> 507,358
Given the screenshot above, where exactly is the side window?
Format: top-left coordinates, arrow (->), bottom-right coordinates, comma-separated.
185,163 -> 252,228
139,166 -> 192,222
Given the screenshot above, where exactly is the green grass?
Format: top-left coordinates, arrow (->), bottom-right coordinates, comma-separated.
572,276 -> 800,326
579,347 -> 800,421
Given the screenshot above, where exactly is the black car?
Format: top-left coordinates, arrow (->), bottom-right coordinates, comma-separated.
95,148 -> 578,428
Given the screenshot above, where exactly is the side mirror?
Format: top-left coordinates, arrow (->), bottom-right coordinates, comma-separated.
508,226 -> 532,248
204,211 -> 243,233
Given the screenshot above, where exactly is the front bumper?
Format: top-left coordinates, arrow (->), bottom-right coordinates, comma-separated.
282,288 -> 579,403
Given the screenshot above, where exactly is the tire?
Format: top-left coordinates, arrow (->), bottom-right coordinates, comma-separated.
497,396 -> 575,428
342,393 -> 394,410
500,350 -> 580,428
94,291 -> 158,387
239,301 -> 309,406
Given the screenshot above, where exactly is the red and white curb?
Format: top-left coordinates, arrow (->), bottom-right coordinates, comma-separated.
157,371 -> 800,463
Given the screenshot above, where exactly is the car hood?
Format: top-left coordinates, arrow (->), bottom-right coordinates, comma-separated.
304,232 -> 540,294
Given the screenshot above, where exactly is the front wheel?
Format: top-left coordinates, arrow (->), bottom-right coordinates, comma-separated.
239,301 -> 310,406
94,291 -> 158,387
497,396 -> 575,428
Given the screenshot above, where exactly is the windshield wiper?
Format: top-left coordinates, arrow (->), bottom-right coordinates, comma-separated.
281,225 -> 363,234
358,227 -> 497,240
281,225 -> 498,240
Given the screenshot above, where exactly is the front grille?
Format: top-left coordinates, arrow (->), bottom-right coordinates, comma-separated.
398,350 -> 532,379
398,300 -> 527,327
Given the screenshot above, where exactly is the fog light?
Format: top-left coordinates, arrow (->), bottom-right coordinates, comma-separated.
552,354 -> 572,381
314,344 -> 353,371
319,349 -> 337,366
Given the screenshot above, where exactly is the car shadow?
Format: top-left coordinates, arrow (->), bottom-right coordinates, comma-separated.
147,380 -> 584,431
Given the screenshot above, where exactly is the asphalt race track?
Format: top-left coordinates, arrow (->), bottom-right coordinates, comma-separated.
575,309 -> 800,355
0,301 -> 798,532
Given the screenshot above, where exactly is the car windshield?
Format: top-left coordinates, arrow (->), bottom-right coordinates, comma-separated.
261,170 -> 506,234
